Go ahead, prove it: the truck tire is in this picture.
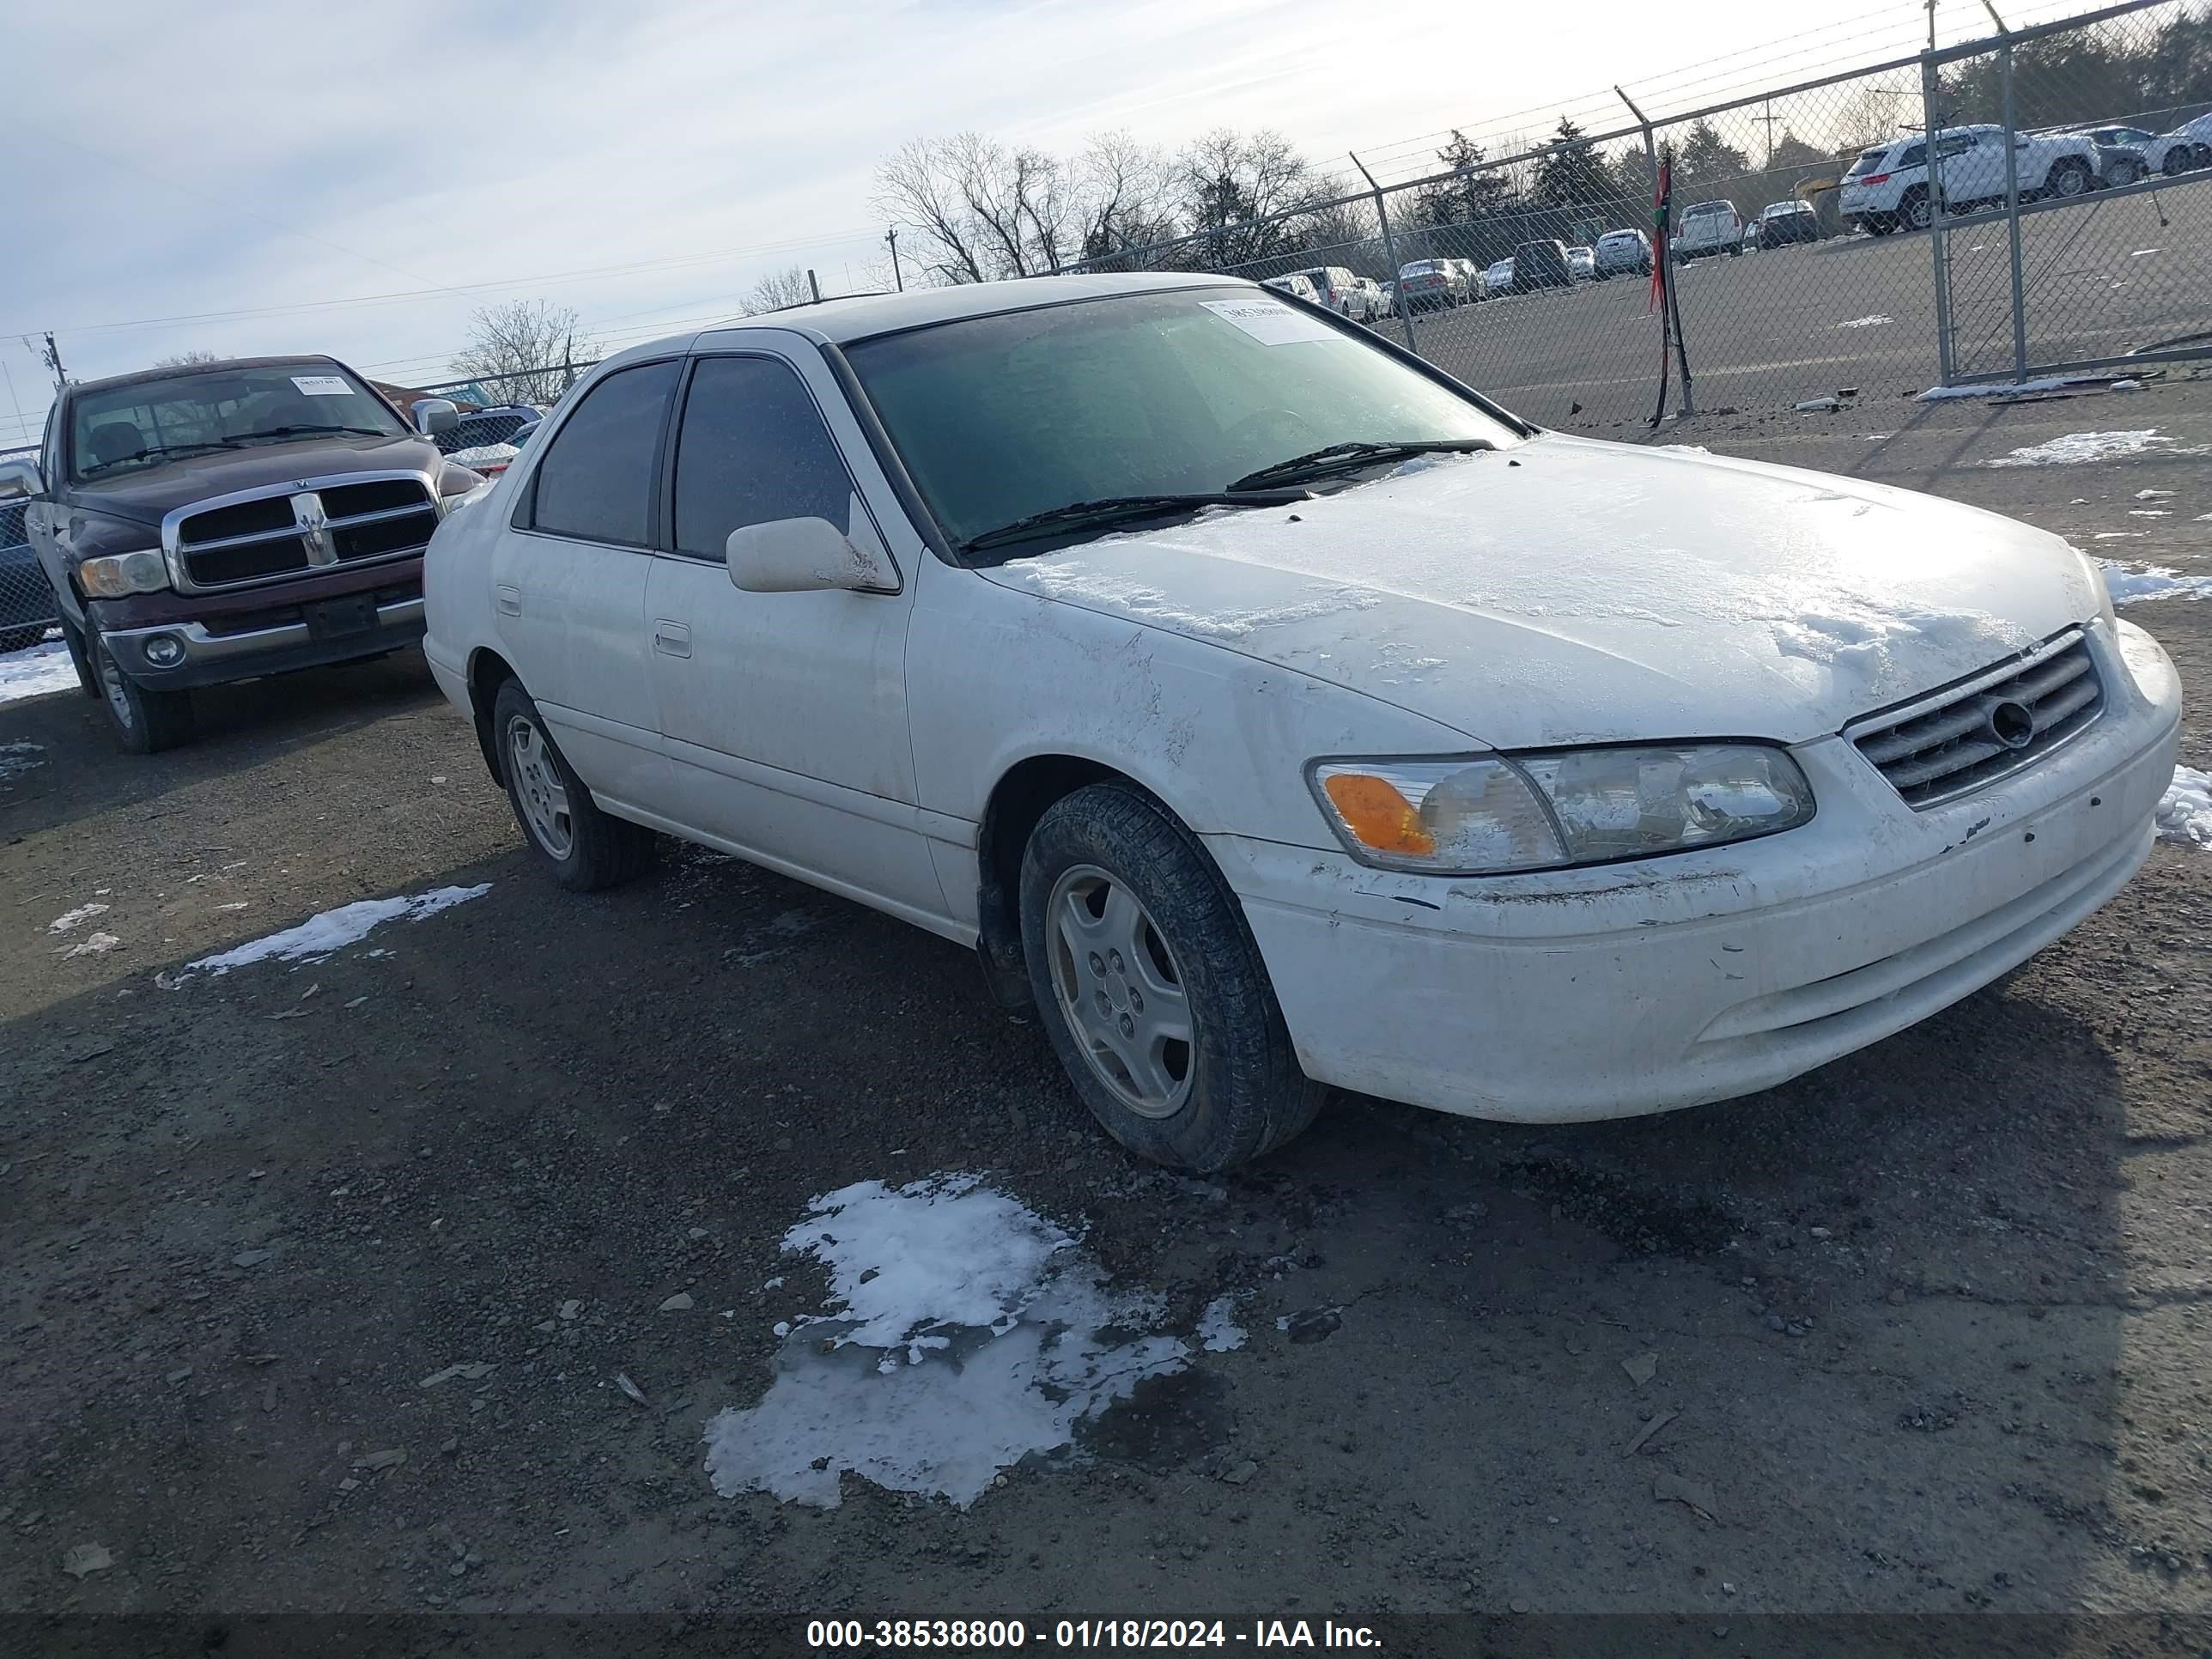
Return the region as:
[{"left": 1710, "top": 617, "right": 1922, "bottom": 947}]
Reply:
[
  {"left": 1018, "top": 780, "right": 1326, "bottom": 1171},
  {"left": 59, "top": 617, "right": 99, "bottom": 698},
  {"left": 1899, "top": 189, "right": 1932, "bottom": 231},
  {"left": 88, "top": 628, "right": 195, "bottom": 755},
  {"left": 491, "top": 678, "right": 657, "bottom": 891}
]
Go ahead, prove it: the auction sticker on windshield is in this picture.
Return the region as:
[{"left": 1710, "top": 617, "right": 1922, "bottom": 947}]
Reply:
[
  {"left": 291, "top": 375, "right": 353, "bottom": 396},
  {"left": 1200, "top": 298, "right": 1334, "bottom": 346}
]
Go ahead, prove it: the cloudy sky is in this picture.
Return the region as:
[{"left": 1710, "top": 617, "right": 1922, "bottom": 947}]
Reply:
[{"left": 3, "top": 0, "right": 2069, "bottom": 446}]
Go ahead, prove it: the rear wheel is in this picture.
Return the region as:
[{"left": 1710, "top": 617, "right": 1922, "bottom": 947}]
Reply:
[
  {"left": 2046, "top": 159, "right": 2093, "bottom": 199},
  {"left": 88, "top": 628, "right": 194, "bottom": 755},
  {"left": 2106, "top": 157, "right": 2143, "bottom": 187},
  {"left": 2163, "top": 148, "right": 2196, "bottom": 177},
  {"left": 491, "top": 678, "right": 657, "bottom": 891},
  {"left": 1019, "top": 781, "right": 1324, "bottom": 1171},
  {"left": 1899, "top": 189, "right": 1932, "bottom": 231}
]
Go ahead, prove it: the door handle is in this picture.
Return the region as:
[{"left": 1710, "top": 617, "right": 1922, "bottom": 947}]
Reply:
[
  {"left": 653, "top": 620, "right": 691, "bottom": 659},
  {"left": 495, "top": 584, "right": 521, "bottom": 617}
]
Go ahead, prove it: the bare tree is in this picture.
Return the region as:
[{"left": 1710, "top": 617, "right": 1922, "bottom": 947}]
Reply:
[
  {"left": 152, "top": 349, "right": 222, "bottom": 368},
  {"left": 1077, "top": 132, "right": 1178, "bottom": 263},
  {"left": 741, "top": 267, "right": 819, "bottom": 314},
  {"left": 874, "top": 133, "right": 1087, "bottom": 283},
  {"left": 1176, "top": 130, "right": 1331, "bottom": 266},
  {"left": 876, "top": 137, "right": 991, "bottom": 285},
  {"left": 448, "top": 301, "right": 597, "bottom": 406}
]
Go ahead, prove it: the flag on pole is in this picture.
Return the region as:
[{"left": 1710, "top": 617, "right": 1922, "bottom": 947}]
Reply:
[{"left": 1649, "top": 156, "right": 1672, "bottom": 313}]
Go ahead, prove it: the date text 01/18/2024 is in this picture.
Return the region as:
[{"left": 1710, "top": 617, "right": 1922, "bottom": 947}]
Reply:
[{"left": 804, "top": 1619, "right": 1383, "bottom": 1648}]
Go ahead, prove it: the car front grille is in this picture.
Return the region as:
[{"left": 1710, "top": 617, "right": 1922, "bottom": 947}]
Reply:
[
  {"left": 172, "top": 476, "right": 438, "bottom": 592},
  {"left": 1852, "top": 632, "right": 2103, "bottom": 808}
]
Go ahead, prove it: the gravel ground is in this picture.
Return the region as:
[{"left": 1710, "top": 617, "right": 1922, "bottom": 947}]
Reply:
[{"left": 2, "top": 382, "right": 2209, "bottom": 1640}]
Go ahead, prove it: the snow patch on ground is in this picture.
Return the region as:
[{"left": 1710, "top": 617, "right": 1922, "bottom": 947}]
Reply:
[
  {"left": 187, "top": 884, "right": 490, "bottom": 975},
  {"left": 2136, "top": 489, "right": 2175, "bottom": 500},
  {"left": 1197, "top": 1295, "right": 1249, "bottom": 1353},
  {"left": 0, "top": 641, "right": 79, "bottom": 704},
  {"left": 2158, "top": 767, "right": 2212, "bottom": 848},
  {"left": 64, "top": 932, "right": 121, "bottom": 957},
  {"left": 1920, "top": 377, "right": 2094, "bottom": 403},
  {"left": 2098, "top": 561, "right": 2212, "bottom": 604},
  {"left": 48, "top": 902, "right": 111, "bottom": 933},
  {"left": 1983, "top": 430, "right": 2176, "bottom": 466},
  {"left": 1836, "top": 314, "right": 1893, "bottom": 329},
  {"left": 703, "top": 1176, "right": 1188, "bottom": 1510},
  {"left": 1, "top": 738, "right": 46, "bottom": 780},
  {"left": 1005, "top": 559, "right": 1382, "bottom": 641}
]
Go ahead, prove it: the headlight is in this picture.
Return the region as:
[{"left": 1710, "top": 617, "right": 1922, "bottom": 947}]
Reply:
[
  {"left": 78, "top": 550, "right": 171, "bottom": 599},
  {"left": 1309, "top": 744, "right": 1815, "bottom": 875}
]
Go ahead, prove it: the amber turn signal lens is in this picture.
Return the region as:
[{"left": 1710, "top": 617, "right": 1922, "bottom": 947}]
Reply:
[{"left": 1321, "top": 772, "right": 1437, "bottom": 856}]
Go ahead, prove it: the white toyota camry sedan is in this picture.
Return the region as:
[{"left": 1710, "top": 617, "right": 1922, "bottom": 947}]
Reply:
[{"left": 422, "top": 273, "right": 2181, "bottom": 1171}]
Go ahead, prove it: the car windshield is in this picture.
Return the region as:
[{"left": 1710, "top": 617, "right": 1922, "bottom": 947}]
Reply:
[
  {"left": 69, "top": 363, "right": 404, "bottom": 481},
  {"left": 844, "top": 289, "right": 1518, "bottom": 554},
  {"left": 1685, "top": 203, "right": 1731, "bottom": 218}
]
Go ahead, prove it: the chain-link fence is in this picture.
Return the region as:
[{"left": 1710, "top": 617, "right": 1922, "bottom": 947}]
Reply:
[
  {"left": 0, "top": 494, "right": 61, "bottom": 652},
  {"left": 1072, "top": 0, "right": 2212, "bottom": 428}
]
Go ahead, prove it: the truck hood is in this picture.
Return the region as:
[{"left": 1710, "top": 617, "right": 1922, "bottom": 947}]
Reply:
[
  {"left": 981, "top": 433, "right": 2102, "bottom": 749},
  {"left": 66, "top": 433, "right": 446, "bottom": 527}
]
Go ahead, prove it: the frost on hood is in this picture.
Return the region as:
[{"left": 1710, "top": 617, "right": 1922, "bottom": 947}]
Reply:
[
  {"left": 702, "top": 1176, "right": 1188, "bottom": 1510},
  {"left": 1004, "top": 558, "right": 1382, "bottom": 641}
]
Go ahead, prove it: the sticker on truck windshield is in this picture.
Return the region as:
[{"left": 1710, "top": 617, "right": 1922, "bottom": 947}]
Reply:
[
  {"left": 1200, "top": 299, "right": 1335, "bottom": 346},
  {"left": 291, "top": 375, "right": 353, "bottom": 397}
]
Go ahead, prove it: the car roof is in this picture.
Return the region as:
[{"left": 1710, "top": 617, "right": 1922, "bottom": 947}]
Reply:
[
  {"left": 672, "top": 272, "right": 1248, "bottom": 357},
  {"left": 64, "top": 353, "right": 349, "bottom": 400}
]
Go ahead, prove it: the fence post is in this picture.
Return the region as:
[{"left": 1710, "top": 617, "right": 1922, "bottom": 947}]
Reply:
[
  {"left": 1618, "top": 88, "right": 1692, "bottom": 419},
  {"left": 1921, "top": 49, "right": 1957, "bottom": 386},
  {"left": 1997, "top": 38, "right": 2030, "bottom": 382},
  {"left": 1350, "top": 152, "right": 1419, "bottom": 355}
]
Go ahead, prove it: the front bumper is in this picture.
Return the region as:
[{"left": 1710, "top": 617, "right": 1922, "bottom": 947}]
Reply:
[
  {"left": 1212, "top": 618, "right": 2181, "bottom": 1124},
  {"left": 97, "top": 592, "right": 425, "bottom": 690}
]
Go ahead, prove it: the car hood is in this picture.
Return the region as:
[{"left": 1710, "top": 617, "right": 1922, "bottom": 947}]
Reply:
[
  {"left": 981, "top": 434, "right": 2102, "bottom": 750},
  {"left": 68, "top": 433, "right": 445, "bottom": 527}
]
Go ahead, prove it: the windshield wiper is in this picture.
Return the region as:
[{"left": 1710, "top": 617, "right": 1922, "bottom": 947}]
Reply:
[
  {"left": 1227, "top": 438, "right": 1492, "bottom": 493},
  {"left": 76, "top": 439, "right": 247, "bottom": 476},
  {"left": 240, "top": 423, "right": 392, "bottom": 441},
  {"left": 961, "top": 490, "right": 1310, "bottom": 555}
]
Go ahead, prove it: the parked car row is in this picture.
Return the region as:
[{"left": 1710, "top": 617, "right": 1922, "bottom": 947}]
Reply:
[
  {"left": 1839, "top": 117, "right": 2210, "bottom": 234},
  {"left": 1261, "top": 265, "right": 1385, "bottom": 323},
  {"left": 0, "top": 273, "right": 2185, "bottom": 1181}
]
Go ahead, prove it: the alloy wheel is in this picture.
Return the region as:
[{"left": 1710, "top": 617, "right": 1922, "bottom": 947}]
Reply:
[{"left": 507, "top": 714, "right": 574, "bottom": 859}]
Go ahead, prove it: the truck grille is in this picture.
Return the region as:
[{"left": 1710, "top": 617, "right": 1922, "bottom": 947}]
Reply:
[
  {"left": 172, "top": 477, "right": 438, "bottom": 592},
  {"left": 1852, "top": 632, "right": 2103, "bottom": 808}
]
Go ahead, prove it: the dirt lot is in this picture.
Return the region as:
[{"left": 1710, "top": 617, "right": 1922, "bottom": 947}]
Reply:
[{"left": 3, "top": 382, "right": 2210, "bottom": 1645}]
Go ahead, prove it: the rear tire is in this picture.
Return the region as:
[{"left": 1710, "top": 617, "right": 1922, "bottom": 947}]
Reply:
[
  {"left": 1019, "top": 781, "right": 1324, "bottom": 1172},
  {"left": 88, "top": 628, "right": 194, "bottom": 754},
  {"left": 2046, "top": 159, "right": 2092, "bottom": 199},
  {"left": 1899, "top": 189, "right": 1932, "bottom": 231},
  {"left": 491, "top": 678, "right": 657, "bottom": 891},
  {"left": 2106, "top": 158, "right": 2143, "bottom": 187},
  {"left": 2163, "top": 149, "right": 2195, "bottom": 177}
]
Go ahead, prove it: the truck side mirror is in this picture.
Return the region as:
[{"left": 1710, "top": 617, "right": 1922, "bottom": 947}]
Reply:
[{"left": 412, "top": 398, "right": 460, "bottom": 436}]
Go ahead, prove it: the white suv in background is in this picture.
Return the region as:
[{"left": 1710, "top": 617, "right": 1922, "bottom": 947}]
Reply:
[
  {"left": 1285, "top": 266, "right": 1376, "bottom": 322},
  {"left": 1671, "top": 201, "right": 1743, "bottom": 259},
  {"left": 1841, "top": 125, "right": 2100, "bottom": 234}
]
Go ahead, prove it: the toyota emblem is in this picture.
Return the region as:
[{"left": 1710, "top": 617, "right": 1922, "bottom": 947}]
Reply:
[{"left": 1986, "top": 698, "right": 2037, "bottom": 750}]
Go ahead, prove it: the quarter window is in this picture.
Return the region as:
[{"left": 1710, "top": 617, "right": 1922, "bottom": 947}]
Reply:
[
  {"left": 528, "top": 360, "right": 679, "bottom": 547},
  {"left": 671, "top": 356, "right": 855, "bottom": 558}
]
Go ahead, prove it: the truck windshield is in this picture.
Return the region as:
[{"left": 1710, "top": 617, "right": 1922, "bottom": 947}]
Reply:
[
  {"left": 843, "top": 289, "right": 1519, "bottom": 555},
  {"left": 69, "top": 364, "right": 404, "bottom": 481}
]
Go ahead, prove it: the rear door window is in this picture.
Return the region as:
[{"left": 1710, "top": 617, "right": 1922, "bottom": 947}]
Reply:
[{"left": 527, "top": 360, "right": 680, "bottom": 547}]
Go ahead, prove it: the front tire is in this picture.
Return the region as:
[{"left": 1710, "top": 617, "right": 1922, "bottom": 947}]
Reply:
[
  {"left": 88, "top": 628, "right": 194, "bottom": 754},
  {"left": 1899, "top": 188, "right": 1932, "bottom": 231},
  {"left": 491, "top": 678, "right": 656, "bottom": 891},
  {"left": 1019, "top": 781, "right": 1324, "bottom": 1172},
  {"left": 2047, "top": 159, "right": 2092, "bottom": 199}
]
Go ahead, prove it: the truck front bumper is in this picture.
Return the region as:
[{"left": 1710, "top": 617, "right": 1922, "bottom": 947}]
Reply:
[{"left": 96, "top": 592, "right": 424, "bottom": 690}]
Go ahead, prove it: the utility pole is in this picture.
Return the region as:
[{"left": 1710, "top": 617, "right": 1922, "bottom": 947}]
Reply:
[
  {"left": 1753, "top": 100, "right": 1780, "bottom": 168},
  {"left": 806, "top": 269, "right": 822, "bottom": 304},
  {"left": 886, "top": 226, "right": 903, "bottom": 291},
  {"left": 39, "top": 331, "right": 65, "bottom": 388}
]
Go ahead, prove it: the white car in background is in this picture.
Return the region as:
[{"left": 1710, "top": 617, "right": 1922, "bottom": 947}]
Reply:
[
  {"left": 1261, "top": 273, "right": 1322, "bottom": 305},
  {"left": 1841, "top": 125, "right": 2100, "bottom": 233},
  {"left": 1593, "top": 228, "right": 1653, "bottom": 277},
  {"left": 1284, "top": 265, "right": 1376, "bottom": 322},
  {"left": 422, "top": 272, "right": 2179, "bottom": 1173},
  {"left": 2063, "top": 117, "right": 2212, "bottom": 179},
  {"left": 1566, "top": 246, "right": 1596, "bottom": 280},
  {"left": 1482, "top": 258, "right": 1516, "bottom": 297}
]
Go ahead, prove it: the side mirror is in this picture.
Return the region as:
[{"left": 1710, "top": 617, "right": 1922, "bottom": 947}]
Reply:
[
  {"left": 726, "top": 513, "right": 896, "bottom": 594},
  {"left": 0, "top": 458, "right": 40, "bottom": 497},
  {"left": 412, "top": 398, "right": 460, "bottom": 436}
]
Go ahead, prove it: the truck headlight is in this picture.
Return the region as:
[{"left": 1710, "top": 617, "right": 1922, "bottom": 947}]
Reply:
[
  {"left": 78, "top": 550, "right": 171, "bottom": 599},
  {"left": 1309, "top": 744, "right": 1815, "bottom": 875}
]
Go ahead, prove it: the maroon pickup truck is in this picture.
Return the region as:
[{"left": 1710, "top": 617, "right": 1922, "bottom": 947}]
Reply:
[{"left": 0, "top": 355, "right": 486, "bottom": 752}]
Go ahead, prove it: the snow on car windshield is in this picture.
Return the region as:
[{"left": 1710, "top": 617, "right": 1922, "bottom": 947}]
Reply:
[{"left": 843, "top": 289, "right": 1517, "bottom": 551}]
